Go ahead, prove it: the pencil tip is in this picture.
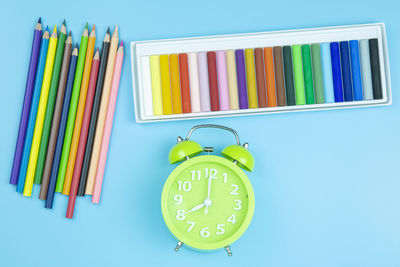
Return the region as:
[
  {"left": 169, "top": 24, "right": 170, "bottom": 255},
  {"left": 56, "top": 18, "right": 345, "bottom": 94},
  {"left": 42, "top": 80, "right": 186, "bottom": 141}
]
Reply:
[
  {"left": 92, "top": 24, "right": 95, "bottom": 31},
  {"left": 85, "top": 22, "right": 88, "bottom": 29},
  {"left": 120, "top": 40, "right": 123, "bottom": 46},
  {"left": 107, "top": 27, "right": 110, "bottom": 34},
  {"left": 45, "top": 25, "right": 49, "bottom": 31},
  {"left": 53, "top": 25, "right": 57, "bottom": 32},
  {"left": 68, "top": 30, "right": 72, "bottom": 36},
  {"left": 114, "top": 25, "right": 118, "bottom": 32},
  {"left": 38, "top": 17, "right": 41, "bottom": 23},
  {"left": 62, "top": 19, "right": 66, "bottom": 26}
]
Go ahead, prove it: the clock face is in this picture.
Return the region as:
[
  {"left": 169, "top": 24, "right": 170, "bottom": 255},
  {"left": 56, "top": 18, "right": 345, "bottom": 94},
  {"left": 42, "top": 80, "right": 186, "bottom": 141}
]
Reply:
[{"left": 161, "top": 155, "right": 255, "bottom": 250}]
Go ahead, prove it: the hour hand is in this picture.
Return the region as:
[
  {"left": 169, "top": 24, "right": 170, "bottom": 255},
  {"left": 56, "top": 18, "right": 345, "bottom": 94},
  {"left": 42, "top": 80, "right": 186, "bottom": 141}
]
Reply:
[{"left": 185, "top": 203, "right": 205, "bottom": 214}]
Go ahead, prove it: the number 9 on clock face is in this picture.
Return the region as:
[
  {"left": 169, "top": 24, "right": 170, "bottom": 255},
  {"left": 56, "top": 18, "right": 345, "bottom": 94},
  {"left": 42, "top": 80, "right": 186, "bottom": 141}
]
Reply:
[{"left": 161, "top": 155, "right": 255, "bottom": 251}]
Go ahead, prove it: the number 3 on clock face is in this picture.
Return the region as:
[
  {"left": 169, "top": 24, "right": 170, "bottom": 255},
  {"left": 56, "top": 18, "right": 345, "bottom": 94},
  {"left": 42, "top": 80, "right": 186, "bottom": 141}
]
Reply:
[{"left": 161, "top": 155, "right": 255, "bottom": 251}]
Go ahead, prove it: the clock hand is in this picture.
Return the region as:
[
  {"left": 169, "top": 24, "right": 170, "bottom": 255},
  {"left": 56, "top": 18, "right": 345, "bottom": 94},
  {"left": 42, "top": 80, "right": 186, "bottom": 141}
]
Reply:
[
  {"left": 205, "top": 175, "right": 213, "bottom": 215},
  {"left": 185, "top": 203, "right": 205, "bottom": 214}
]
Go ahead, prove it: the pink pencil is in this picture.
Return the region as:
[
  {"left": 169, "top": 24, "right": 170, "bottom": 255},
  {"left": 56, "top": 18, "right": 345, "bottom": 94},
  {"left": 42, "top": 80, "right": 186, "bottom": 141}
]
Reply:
[{"left": 92, "top": 41, "right": 124, "bottom": 204}]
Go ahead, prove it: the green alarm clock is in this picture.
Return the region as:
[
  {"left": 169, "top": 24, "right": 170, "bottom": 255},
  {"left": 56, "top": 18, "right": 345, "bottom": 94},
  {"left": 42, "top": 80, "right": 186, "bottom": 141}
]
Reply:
[{"left": 161, "top": 125, "right": 255, "bottom": 256}]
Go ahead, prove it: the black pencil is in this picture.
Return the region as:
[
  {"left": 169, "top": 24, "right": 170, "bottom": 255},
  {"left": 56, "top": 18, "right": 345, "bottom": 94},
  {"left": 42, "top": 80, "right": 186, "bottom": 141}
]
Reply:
[{"left": 77, "top": 27, "right": 110, "bottom": 196}]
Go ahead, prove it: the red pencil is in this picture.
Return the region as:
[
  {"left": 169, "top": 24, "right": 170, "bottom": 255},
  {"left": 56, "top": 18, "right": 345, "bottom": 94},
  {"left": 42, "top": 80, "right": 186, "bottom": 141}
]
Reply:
[
  {"left": 66, "top": 48, "right": 100, "bottom": 218},
  {"left": 178, "top": 53, "right": 191, "bottom": 113}
]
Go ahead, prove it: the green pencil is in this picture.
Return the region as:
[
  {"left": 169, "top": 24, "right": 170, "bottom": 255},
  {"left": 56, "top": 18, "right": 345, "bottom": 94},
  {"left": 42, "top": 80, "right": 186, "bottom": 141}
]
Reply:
[
  {"left": 292, "top": 45, "right": 306, "bottom": 105},
  {"left": 34, "top": 21, "right": 67, "bottom": 184},
  {"left": 55, "top": 23, "right": 89, "bottom": 192}
]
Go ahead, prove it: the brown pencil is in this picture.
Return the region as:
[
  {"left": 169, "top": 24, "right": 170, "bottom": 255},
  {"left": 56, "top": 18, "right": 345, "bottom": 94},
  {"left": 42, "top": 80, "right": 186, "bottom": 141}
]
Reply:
[{"left": 39, "top": 32, "right": 72, "bottom": 199}]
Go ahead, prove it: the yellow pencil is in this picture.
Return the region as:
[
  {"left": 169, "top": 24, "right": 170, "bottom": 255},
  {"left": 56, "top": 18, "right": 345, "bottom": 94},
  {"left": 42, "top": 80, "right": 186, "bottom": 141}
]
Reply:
[
  {"left": 150, "top": 55, "right": 163, "bottom": 115},
  {"left": 85, "top": 25, "right": 119, "bottom": 195},
  {"left": 23, "top": 26, "right": 58, "bottom": 196},
  {"left": 244, "top": 48, "right": 258, "bottom": 108},
  {"left": 62, "top": 25, "right": 96, "bottom": 195}
]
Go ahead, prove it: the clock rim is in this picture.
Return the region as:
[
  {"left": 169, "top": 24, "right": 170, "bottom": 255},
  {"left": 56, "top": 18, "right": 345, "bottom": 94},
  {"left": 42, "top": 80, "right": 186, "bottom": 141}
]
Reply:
[{"left": 161, "top": 155, "right": 255, "bottom": 250}]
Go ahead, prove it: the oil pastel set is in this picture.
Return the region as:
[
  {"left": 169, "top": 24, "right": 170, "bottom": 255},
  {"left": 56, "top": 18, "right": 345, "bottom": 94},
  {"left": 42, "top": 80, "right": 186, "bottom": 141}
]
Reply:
[
  {"left": 131, "top": 23, "right": 391, "bottom": 122},
  {"left": 9, "top": 18, "right": 124, "bottom": 219}
]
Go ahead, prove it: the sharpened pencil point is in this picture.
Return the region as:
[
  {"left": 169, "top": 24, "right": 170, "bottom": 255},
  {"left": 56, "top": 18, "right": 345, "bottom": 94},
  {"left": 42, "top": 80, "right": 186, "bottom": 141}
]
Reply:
[
  {"left": 45, "top": 26, "right": 49, "bottom": 31},
  {"left": 106, "top": 27, "right": 110, "bottom": 34},
  {"left": 68, "top": 30, "right": 72, "bottom": 37},
  {"left": 120, "top": 40, "right": 123, "bottom": 46},
  {"left": 115, "top": 24, "right": 118, "bottom": 32},
  {"left": 62, "top": 19, "right": 66, "bottom": 26},
  {"left": 92, "top": 25, "right": 95, "bottom": 31},
  {"left": 85, "top": 22, "right": 88, "bottom": 29},
  {"left": 38, "top": 17, "right": 41, "bottom": 23},
  {"left": 52, "top": 25, "right": 57, "bottom": 32}
]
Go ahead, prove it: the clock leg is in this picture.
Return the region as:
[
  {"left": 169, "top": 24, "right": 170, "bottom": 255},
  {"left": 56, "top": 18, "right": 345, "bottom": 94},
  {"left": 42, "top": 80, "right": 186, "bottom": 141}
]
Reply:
[
  {"left": 225, "top": 245, "right": 233, "bottom": 256},
  {"left": 174, "top": 241, "right": 183, "bottom": 252}
]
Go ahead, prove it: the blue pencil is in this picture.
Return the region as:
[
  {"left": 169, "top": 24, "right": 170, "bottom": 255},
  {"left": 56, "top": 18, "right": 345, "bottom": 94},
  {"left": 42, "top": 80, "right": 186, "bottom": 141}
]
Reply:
[
  {"left": 43, "top": 45, "right": 78, "bottom": 207},
  {"left": 349, "top": 40, "right": 363, "bottom": 101},
  {"left": 16, "top": 28, "right": 49, "bottom": 193},
  {"left": 340, "top": 41, "right": 353, "bottom": 101},
  {"left": 330, "top": 42, "right": 344, "bottom": 102}
]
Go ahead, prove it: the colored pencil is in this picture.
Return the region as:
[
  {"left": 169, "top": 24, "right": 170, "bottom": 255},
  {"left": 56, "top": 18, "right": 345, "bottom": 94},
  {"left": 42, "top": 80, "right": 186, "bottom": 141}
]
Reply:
[
  {"left": 225, "top": 50, "right": 239, "bottom": 110},
  {"left": 150, "top": 55, "right": 162, "bottom": 115},
  {"left": 178, "top": 53, "right": 191, "bottom": 113},
  {"left": 46, "top": 25, "right": 88, "bottom": 208},
  {"left": 330, "top": 42, "right": 344, "bottom": 102},
  {"left": 349, "top": 40, "right": 363, "bottom": 101},
  {"left": 85, "top": 25, "right": 119, "bottom": 195},
  {"left": 32, "top": 21, "right": 67, "bottom": 188},
  {"left": 52, "top": 24, "right": 88, "bottom": 198},
  {"left": 264, "top": 47, "right": 277, "bottom": 107},
  {"left": 18, "top": 28, "right": 49, "bottom": 190},
  {"left": 197, "top": 52, "right": 211, "bottom": 112},
  {"left": 292, "top": 45, "right": 306, "bottom": 105},
  {"left": 67, "top": 49, "right": 100, "bottom": 217},
  {"left": 92, "top": 42, "right": 124, "bottom": 204},
  {"left": 10, "top": 18, "right": 42, "bottom": 185},
  {"left": 340, "top": 41, "right": 353, "bottom": 101},
  {"left": 169, "top": 54, "right": 182, "bottom": 114},
  {"left": 254, "top": 48, "right": 267, "bottom": 108},
  {"left": 19, "top": 25, "right": 57, "bottom": 194},
  {"left": 187, "top": 52, "right": 201, "bottom": 112},
  {"left": 273, "top": 46, "right": 286, "bottom": 106},
  {"left": 282, "top": 46, "right": 295, "bottom": 106},
  {"left": 311, "top": 44, "right": 325, "bottom": 104},
  {"left": 40, "top": 46, "right": 78, "bottom": 200},
  {"left": 207, "top": 51, "right": 219, "bottom": 111},
  {"left": 369, "top": 38, "right": 383, "bottom": 99},
  {"left": 244, "top": 49, "right": 258, "bottom": 108},
  {"left": 235, "top": 49, "right": 248, "bottom": 109},
  {"left": 78, "top": 29, "right": 110, "bottom": 196},
  {"left": 38, "top": 32, "right": 72, "bottom": 196},
  {"left": 160, "top": 54, "right": 173, "bottom": 115},
  {"left": 302, "top": 44, "right": 315, "bottom": 104},
  {"left": 62, "top": 25, "right": 96, "bottom": 195}
]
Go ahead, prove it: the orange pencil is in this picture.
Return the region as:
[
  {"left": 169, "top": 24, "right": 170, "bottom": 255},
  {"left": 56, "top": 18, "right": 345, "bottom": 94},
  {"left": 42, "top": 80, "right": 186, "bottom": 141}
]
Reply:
[
  {"left": 62, "top": 25, "right": 96, "bottom": 195},
  {"left": 264, "top": 47, "right": 277, "bottom": 107}
]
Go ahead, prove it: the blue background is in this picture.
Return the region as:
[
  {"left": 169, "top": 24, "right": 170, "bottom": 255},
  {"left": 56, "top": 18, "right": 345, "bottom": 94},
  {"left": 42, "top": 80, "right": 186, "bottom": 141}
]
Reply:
[{"left": 1, "top": 0, "right": 399, "bottom": 266}]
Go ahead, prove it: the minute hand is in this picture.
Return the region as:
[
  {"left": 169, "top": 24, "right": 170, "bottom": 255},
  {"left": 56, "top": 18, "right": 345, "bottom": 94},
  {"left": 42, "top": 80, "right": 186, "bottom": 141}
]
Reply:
[{"left": 205, "top": 175, "right": 213, "bottom": 215}]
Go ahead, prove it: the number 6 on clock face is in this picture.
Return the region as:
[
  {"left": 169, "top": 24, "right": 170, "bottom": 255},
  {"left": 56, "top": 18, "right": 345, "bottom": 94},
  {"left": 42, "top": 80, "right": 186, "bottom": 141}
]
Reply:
[{"left": 161, "top": 155, "right": 255, "bottom": 251}]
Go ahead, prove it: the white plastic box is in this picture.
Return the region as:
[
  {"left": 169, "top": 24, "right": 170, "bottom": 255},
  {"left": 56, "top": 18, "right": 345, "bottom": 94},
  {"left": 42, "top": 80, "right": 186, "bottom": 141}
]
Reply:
[{"left": 130, "top": 23, "right": 391, "bottom": 123}]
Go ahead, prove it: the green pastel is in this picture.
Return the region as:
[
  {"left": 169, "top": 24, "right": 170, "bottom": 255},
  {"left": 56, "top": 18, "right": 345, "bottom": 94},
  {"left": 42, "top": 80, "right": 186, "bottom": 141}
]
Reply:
[
  {"left": 301, "top": 44, "right": 315, "bottom": 104},
  {"left": 292, "top": 45, "right": 306, "bottom": 105},
  {"left": 311, "top": 44, "right": 325, "bottom": 104}
]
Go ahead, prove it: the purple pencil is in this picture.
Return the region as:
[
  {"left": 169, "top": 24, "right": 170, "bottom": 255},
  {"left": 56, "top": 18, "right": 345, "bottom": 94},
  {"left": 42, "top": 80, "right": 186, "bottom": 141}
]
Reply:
[
  {"left": 235, "top": 49, "right": 248, "bottom": 109},
  {"left": 9, "top": 18, "right": 42, "bottom": 185}
]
